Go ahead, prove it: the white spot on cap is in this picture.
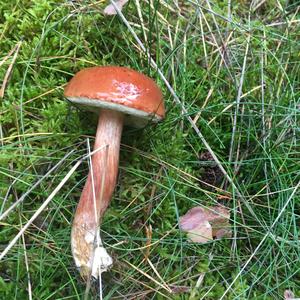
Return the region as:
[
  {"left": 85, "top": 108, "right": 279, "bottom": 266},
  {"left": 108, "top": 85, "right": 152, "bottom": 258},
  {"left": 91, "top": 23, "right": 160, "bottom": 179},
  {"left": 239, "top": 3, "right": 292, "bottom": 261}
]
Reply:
[{"left": 113, "top": 80, "right": 141, "bottom": 100}]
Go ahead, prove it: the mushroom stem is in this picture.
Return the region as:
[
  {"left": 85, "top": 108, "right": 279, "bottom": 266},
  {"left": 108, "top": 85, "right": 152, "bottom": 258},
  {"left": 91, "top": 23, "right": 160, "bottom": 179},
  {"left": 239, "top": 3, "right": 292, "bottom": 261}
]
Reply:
[{"left": 71, "top": 109, "right": 123, "bottom": 279}]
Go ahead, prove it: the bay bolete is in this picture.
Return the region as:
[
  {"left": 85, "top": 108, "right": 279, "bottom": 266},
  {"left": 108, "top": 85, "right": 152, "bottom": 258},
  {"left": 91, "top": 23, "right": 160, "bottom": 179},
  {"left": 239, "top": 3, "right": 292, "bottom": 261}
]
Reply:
[{"left": 64, "top": 66, "right": 164, "bottom": 279}]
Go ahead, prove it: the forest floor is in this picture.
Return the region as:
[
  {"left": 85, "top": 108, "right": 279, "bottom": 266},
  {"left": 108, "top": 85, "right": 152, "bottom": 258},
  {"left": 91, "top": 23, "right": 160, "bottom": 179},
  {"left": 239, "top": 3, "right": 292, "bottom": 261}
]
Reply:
[{"left": 0, "top": 0, "right": 299, "bottom": 299}]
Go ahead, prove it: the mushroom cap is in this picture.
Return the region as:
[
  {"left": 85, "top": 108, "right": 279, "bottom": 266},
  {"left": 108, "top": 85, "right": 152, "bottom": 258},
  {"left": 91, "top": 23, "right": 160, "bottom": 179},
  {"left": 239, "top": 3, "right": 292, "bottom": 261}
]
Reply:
[{"left": 64, "top": 66, "right": 165, "bottom": 127}]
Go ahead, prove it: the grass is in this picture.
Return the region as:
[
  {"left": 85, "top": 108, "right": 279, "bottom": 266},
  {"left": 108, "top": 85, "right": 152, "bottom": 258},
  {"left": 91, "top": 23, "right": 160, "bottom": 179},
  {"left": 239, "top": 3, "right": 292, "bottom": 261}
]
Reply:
[{"left": 0, "top": 0, "right": 299, "bottom": 299}]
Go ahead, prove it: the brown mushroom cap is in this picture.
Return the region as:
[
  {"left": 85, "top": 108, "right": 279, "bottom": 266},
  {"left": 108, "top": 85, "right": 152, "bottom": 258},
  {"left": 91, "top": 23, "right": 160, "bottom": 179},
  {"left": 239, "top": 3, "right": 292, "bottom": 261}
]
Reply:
[{"left": 64, "top": 66, "right": 165, "bottom": 127}]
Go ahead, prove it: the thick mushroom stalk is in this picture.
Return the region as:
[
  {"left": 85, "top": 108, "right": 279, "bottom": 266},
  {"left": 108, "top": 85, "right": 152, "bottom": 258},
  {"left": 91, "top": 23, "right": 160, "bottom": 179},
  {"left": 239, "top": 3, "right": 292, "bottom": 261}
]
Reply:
[
  {"left": 64, "top": 66, "right": 165, "bottom": 280},
  {"left": 71, "top": 109, "right": 123, "bottom": 279}
]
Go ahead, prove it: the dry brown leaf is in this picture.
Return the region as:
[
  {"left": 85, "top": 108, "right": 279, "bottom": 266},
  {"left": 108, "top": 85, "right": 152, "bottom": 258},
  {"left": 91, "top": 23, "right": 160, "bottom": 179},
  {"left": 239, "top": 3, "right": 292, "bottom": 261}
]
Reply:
[
  {"left": 179, "top": 205, "right": 231, "bottom": 243},
  {"left": 284, "top": 290, "right": 299, "bottom": 300},
  {"left": 103, "top": 0, "right": 129, "bottom": 15},
  {"left": 186, "top": 220, "right": 212, "bottom": 243}
]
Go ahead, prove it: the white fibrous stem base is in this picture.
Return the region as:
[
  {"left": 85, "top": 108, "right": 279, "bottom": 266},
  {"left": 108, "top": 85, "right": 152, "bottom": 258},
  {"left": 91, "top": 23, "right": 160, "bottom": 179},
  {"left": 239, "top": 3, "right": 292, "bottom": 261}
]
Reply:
[
  {"left": 73, "top": 232, "right": 113, "bottom": 279},
  {"left": 91, "top": 245, "right": 113, "bottom": 278}
]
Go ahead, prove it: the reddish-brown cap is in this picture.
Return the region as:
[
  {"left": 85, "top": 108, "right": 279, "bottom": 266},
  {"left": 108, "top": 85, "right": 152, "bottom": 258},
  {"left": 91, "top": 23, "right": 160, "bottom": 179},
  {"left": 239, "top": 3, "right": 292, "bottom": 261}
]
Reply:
[{"left": 64, "top": 66, "right": 165, "bottom": 126}]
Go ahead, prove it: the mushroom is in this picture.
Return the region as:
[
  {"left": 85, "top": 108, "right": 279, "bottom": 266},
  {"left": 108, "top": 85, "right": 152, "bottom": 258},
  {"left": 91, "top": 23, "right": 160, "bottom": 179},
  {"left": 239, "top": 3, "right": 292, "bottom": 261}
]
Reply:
[{"left": 64, "top": 66, "right": 165, "bottom": 279}]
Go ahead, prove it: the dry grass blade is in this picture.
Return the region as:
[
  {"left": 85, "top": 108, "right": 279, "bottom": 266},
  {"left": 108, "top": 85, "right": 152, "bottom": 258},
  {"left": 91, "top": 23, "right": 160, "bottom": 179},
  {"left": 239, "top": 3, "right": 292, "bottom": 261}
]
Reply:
[
  {"left": 207, "top": 85, "right": 263, "bottom": 125},
  {"left": 0, "top": 44, "right": 18, "bottom": 68},
  {"left": 0, "top": 145, "right": 107, "bottom": 261},
  {"left": 111, "top": 0, "right": 234, "bottom": 183},
  {"left": 0, "top": 41, "right": 22, "bottom": 98},
  {"left": 143, "top": 225, "right": 152, "bottom": 261},
  {"left": 109, "top": 0, "right": 245, "bottom": 202},
  {"left": 19, "top": 213, "right": 33, "bottom": 300},
  {"left": 228, "top": 33, "right": 250, "bottom": 164},
  {"left": 0, "top": 160, "right": 81, "bottom": 260},
  {"left": 145, "top": 257, "right": 172, "bottom": 293},
  {"left": 220, "top": 180, "right": 300, "bottom": 299},
  {"left": 2, "top": 0, "right": 299, "bottom": 298},
  {"left": 126, "top": 260, "right": 172, "bottom": 294},
  {"left": 266, "top": 19, "right": 300, "bottom": 27},
  {"left": 84, "top": 139, "right": 109, "bottom": 300},
  {"left": 134, "top": 0, "right": 147, "bottom": 42},
  {"left": 0, "top": 150, "right": 75, "bottom": 221}
]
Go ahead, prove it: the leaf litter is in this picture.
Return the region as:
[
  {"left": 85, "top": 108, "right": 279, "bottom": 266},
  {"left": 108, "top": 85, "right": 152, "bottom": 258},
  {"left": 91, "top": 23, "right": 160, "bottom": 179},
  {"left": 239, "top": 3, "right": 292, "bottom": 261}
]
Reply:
[
  {"left": 179, "top": 205, "right": 231, "bottom": 243},
  {"left": 103, "top": 0, "right": 129, "bottom": 15}
]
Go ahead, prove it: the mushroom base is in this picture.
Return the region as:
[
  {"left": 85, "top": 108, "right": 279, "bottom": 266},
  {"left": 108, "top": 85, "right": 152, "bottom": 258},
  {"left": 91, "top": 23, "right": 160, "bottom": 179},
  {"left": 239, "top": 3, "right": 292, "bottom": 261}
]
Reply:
[{"left": 72, "top": 226, "right": 113, "bottom": 279}]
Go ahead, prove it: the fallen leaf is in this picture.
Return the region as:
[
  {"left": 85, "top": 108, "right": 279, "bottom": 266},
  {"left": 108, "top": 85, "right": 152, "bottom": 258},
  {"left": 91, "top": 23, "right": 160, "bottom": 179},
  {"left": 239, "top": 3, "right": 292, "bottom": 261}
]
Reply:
[
  {"left": 103, "top": 0, "right": 129, "bottom": 15},
  {"left": 284, "top": 290, "right": 298, "bottom": 300},
  {"left": 179, "top": 205, "right": 231, "bottom": 243},
  {"left": 186, "top": 220, "right": 212, "bottom": 243}
]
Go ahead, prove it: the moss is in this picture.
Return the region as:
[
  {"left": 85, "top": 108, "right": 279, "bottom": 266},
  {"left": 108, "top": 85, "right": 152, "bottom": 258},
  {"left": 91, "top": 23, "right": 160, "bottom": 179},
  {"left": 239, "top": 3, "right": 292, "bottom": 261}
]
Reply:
[{"left": 0, "top": 0, "right": 299, "bottom": 298}]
